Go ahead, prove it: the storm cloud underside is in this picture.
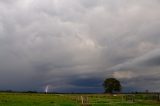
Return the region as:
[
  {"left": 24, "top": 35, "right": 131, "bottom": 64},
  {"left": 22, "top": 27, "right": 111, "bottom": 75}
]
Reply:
[{"left": 0, "top": 0, "right": 160, "bottom": 92}]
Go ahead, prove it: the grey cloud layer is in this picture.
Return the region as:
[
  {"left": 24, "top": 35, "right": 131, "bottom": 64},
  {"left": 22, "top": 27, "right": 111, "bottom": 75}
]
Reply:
[{"left": 0, "top": 0, "right": 160, "bottom": 92}]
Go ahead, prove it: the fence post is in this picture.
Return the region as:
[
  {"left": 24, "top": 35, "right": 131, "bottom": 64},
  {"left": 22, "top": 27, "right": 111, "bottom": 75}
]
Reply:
[
  {"left": 81, "top": 96, "right": 84, "bottom": 104},
  {"left": 80, "top": 96, "right": 91, "bottom": 106}
]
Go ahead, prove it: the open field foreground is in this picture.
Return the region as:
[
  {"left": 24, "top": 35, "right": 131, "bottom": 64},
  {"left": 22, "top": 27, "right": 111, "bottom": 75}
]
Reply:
[{"left": 0, "top": 93, "right": 160, "bottom": 106}]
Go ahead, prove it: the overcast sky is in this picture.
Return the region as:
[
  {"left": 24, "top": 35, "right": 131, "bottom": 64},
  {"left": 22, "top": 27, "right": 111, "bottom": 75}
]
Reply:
[{"left": 0, "top": 0, "right": 160, "bottom": 93}]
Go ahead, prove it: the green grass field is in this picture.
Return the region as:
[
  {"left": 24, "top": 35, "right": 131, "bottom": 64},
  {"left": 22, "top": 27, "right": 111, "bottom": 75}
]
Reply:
[{"left": 0, "top": 93, "right": 159, "bottom": 106}]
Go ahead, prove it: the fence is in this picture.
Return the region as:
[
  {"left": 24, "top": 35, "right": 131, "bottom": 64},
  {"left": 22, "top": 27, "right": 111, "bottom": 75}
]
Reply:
[{"left": 70, "top": 93, "right": 160, "bottom": 106}]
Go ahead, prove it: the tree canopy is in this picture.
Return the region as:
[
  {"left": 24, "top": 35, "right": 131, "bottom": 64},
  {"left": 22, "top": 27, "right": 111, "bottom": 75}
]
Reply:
[{"left": 103, "top": 78, "right": 121, "bottom": 93}]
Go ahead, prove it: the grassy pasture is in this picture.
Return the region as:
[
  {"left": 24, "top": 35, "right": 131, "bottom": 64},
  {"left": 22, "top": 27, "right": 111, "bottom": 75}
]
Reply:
[
  {"left": 0, "top": 93, "right": 76, "bottom": 106},
  {"left": 0, "top": 93, "right": 159, "bottom": 106}
]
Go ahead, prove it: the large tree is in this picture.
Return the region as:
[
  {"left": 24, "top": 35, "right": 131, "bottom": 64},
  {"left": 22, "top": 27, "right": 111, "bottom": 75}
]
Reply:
[{"left": 103, "top": 78, "right": 121, "bottom": 93}]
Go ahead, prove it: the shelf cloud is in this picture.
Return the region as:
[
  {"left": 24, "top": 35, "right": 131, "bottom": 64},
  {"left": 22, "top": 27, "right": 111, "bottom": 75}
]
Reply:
[{"left": 0, "top": 0, "right": 160, "bottom": 92}]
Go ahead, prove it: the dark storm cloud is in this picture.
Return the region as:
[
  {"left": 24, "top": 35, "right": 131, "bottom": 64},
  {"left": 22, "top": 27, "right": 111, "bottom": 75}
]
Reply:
[
  {"left": 139, "top": 54, "right": 160, "bottom": 67},
  {"left": 69, "top": 77, "right": 102, "bottom": 87},
  {"left": 121, "top": 75, "right": 160, "bottom": 92},
  {"left": 0, "top": 0, "right": 160, "bottom": 92}
]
